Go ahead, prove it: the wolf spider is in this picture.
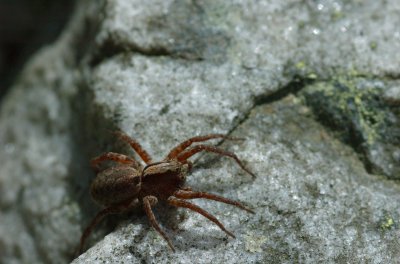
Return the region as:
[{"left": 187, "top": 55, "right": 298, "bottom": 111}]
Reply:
[{"left": 78, "top": 130, "right": 255, "bottom": 254}]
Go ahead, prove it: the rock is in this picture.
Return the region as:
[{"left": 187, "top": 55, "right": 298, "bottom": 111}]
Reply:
[{"left": 0, "top": 0, "right": 399, "bottom": 263}]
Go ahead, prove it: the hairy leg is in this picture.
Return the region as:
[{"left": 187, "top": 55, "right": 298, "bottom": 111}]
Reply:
[
  {"left": 166, "top": 134, "right": 242, "bottom": 159},
  {"left": 113, "top": 131, "right": 153, "bottom": 164},
  {"left": 167, "top": 196, "right": 235, "bottom": 238},
  {"left": 77, "top": 202, "right": 130, "bottom": 255},
  {"left": 174, "top": 189, "right": 254, "bottom": 213},
  {"left": 143, "top": 196, "right": 175, "bottom": 252},
  {"left": 90, "top": 152, "right": 141, "bottom": 172},
  {"left": 176, "top": 144, "right": 256, "bottom": 178}
]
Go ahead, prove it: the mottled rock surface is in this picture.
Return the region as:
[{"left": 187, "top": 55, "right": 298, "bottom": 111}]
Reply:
[{"left": 0, "top": 0, "right": 399, "bottom": 263}]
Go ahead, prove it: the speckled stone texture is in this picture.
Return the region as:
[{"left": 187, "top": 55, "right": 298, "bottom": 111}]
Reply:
[{"left": 0, "top": 0, "right": 399, "bottom": 263}]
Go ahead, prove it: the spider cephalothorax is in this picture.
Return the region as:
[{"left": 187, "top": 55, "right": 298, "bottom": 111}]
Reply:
[{"left": 78, "top": 131, "right": 255, "bottom": 253}]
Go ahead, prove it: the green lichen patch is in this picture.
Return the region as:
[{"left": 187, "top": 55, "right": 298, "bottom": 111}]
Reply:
[
  {"left": 379, "top": 215, "right": 395, "bottom": 231},
  {"left": 300, "top": 76, "right": 400, "bottom": 178},
  {"left": 377, "top": 211, "right": 398, "bottom": 232},
  {"left": 302, "top": 78, "right": 385, "bottom": 146}
]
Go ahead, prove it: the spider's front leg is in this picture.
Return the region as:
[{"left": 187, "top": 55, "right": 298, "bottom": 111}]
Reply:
[
  {"left": 176, "top": 144, "right": 256, "bottom": 178},
  {"left": 113, "top": 131, "right": 153, "bottom": 164},
  {"left": 143, "top": 196, "right": 175, "bottom": 252},
  {"left": 166, "top": 134, "right": 242, "bottom": 159},
  {"left": 90, "top": 152, "right": 141, "bottom": 172},
  {"left": 77, "top": 201, "right": 131, "bottom": 256}
]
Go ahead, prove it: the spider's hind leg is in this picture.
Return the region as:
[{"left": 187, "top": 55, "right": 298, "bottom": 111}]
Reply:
[
  {"left": 143, "top": 196, "right": 175, "bottom": 252},
  {"left": 113, "top": 131, "right": 153, "bottom": 164},
  {"left": 90, "top": 152, "right": 141, "bottom": 172}
]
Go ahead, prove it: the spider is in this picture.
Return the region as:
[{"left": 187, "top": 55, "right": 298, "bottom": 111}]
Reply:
[{"left": 78, "top": 130, "right": 255, "bottom": 254}]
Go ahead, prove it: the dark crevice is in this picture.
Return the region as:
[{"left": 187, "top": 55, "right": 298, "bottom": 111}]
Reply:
[
  {"left": 89, "top": 38, "right": 172, "bottom": 68},
  {"left": 68, "top": 1, "right": 173, "bottom": 69},
  {"left": 253, "top": 76, "right": 312, "bottom": 106},
  {"left": 227, "top": 75, "right": 314, "bottom": 139},
  {"left": 86, "top": 1, "right": 226, "bottom": 68},
  {"left": 81, "top": 1, "right": 228, "bottom": 68},
  {"left": 88, "top": 37, "right": 210, "bottom": 68}
]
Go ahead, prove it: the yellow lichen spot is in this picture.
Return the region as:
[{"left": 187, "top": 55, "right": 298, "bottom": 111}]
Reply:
[
  {"left": 295, "top": 61, "right": 306, "bottom": 70},
  {"left": 354, "top": 96, "right": 362, "bottom": 106},
  {"left": 244, "top": 232, "right": 268, "bottom": 253},
  {"left": 348, "top": 68, "right": 360, "bottom": 78},
  {"left": 332, "top": 11, "right": 344, "bottom": 20},
  {"left": 307, "top": 72, "right": 318, "bottom": 79},
  {"left": 381, "top": 216, "right": 394, "bottom": 229},
  {"left": 369, "top": 41, "right": 378, "bottom": 50}
]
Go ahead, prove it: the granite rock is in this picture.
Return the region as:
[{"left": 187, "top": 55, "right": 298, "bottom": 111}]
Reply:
[{"left": 0, "top": 0, "right": 399, "bottom": 263}]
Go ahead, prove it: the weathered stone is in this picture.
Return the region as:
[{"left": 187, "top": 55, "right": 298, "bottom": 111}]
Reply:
[{"left": 0, "top": 0, "right": 399, "bottom": 263}]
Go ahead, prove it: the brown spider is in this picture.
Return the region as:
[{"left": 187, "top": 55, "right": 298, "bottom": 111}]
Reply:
[{"left": 78, "top": 131, "right": 255, "bottom": 254}]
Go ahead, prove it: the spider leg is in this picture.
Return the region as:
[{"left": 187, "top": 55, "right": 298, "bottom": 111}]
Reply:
[
  {"left": 113, "top": 131, "right": 153, "bottom": 164},
  {"left": 167, "top": 196, "right": 235, "bottom": 238},
  {"left": 176, "top": 144, "right": 256, "bottom": 178},
  {"left": 143, "top": 196, "right": 175, "bottom": 252},
  {"left": 166, "top": 134, "right": 243, "bottom": 159},
  {"left": 77, "top": 202, "right": 129, "bottom": 255},
  {"left": 174, "top": 189, "right": 254, "bottom": 213},
  {"left": 182, "top": 160, "right": 193, "bottom": 171},
  {"left": 90, "top": 152, "right": 141, "bottom": 172}
]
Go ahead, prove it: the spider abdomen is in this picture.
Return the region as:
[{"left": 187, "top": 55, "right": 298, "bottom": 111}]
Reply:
[{"left": 90, "top": 166, "right": 141, "bottom": 206}]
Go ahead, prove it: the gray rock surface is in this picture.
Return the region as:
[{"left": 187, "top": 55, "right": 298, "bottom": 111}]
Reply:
[{"left": 0, "top": 0, "right": 399, "bottom": 263}]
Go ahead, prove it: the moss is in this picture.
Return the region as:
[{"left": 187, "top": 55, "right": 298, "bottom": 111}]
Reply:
[
  {"left": 299, "top": 74, "right": 400, "bottom": 178},
  {"left": 369, "top": 41, "right": 378, "bottom": 51},
  {"left": 331, "top": 11, "right": 344, "bottom": 21},
  {"left": 379, "top": 214, "right": 395, "bottom": 230},
  {"left": 295, "top": 61, "right": 307, "bottom": 71},
  {"left": 302, "top": 76, "right": 387, "bottom": 147},
  {"left": 381, "top": 217, "right": 394, "bottom": 229},
  {"left": 293, "top": 61, "right": 318, "bottom": 80}
]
